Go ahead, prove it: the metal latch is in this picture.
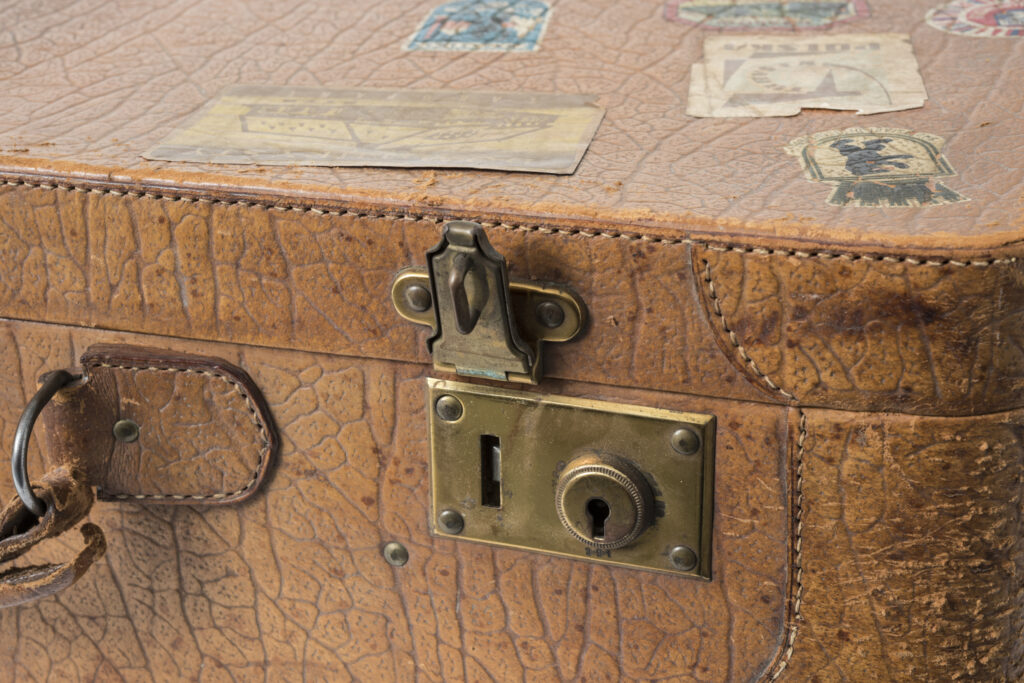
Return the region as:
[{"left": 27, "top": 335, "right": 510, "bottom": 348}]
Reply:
[{"left": 391, "top": 221, "right": 586, "bottom": 384}]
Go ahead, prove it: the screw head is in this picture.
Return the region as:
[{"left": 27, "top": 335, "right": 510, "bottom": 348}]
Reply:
[
  {"left": 405, "top": 285, "right": 433, "bottom": 313},
  {"left": 671, "top": 427, "right": 700, "bottom": 455},
  {"left": 113, "top": 419, "right": 140, "bottom": 443},
  {"left": 535, "top": 301, "right": 566, "bottom": 329},
  {"left": 669, "top": 545, "right": 698, "bottom": 571},
  {"left": 435, "top": 395, "right": 464, "bottom": 422},
  {"left": 382, "top": 541, "right": 409, "bottom": 567},
  {"left": 437, "top": 509, "right": 465, "bottom": 535}
]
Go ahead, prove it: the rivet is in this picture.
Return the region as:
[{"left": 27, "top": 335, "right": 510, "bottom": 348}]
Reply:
[
  {"left": 382, "top": 541, "right": 409, "bottom": 567},
  {"left": 113, "top": 419, "right": 140, "bottom": 443},
  {"left": 437, "top": 509, "right": 465, "bottom": 535},
  {"left": 671, "top": 427, "right": 700, "bottom": 455},
  {"left": 435, "top": 395, "right": 464, "bottom": 422},
  {"left": 535, "top": 301, "right": 566, "bottom": 329},
  {"left": 669, "top": 545, "right": 698, "bottom": 571},
  {"left": 405, "top": 285, "right": 432, "bottom": 313}
]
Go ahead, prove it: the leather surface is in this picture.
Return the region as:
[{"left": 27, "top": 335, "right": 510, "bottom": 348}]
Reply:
[
  {"left": 0, "top": 182, "right": 769, "bottom": 405},
  {"left": 0, "top": 0, "right": 1023, "bottom": 250},
  {"left": 40, "top": 345, "right": 278, "bottom": 504},
  {"left": 2, "top": 183, "right": 1023, "bottom": 416},
  {"left": 0, "top": 319, "right": 791, "bottom": 682},
  {"left": 696, "top": 244, "right": 1024, "bottom": 415},
  {"left": 779, "top": 408, "right": 1024, "bottom": 681}
]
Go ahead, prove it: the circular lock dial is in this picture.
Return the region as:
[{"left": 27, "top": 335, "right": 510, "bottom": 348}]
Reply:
[{"left": 554, "top": 453, "right": 655, "bottom": 550}]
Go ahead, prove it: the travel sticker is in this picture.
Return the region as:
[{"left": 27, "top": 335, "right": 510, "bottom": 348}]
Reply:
[
  {"left": 926, "top": 0, "right": 1024, "bottom": 37},
  {"left": 144, "top": 85, "right": 605, "bottom": 174},
  {"left": 785, "top": 128, "right": 969, "bottom": 207},
  {"left": 665, "top": 0, "right": 869, "bottom": 30},
  {"left": 407, "top": 0, "right": 551, "bottom": 51},
  {"left": 687, "top": 34, "right": 927, "bottom": 117}
]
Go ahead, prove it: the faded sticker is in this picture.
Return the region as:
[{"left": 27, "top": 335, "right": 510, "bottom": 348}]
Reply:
[
  {"left": 687, "top": 34, "right": 927, "bottom": 117},
  {"left": 927, "top": 0, "right": 1024, "bottom": 37},
  {"left": 665, "top": 0, "right": 869, "bottom": 30},
  {"left": 785, "top": 128, "right": 969, "bottom": 207},
  {"left": 144, "top": 86, "right": 604, "bottom": 174},
  {"left": 407, "top": 0, "right": 551, "bottom": 51}
]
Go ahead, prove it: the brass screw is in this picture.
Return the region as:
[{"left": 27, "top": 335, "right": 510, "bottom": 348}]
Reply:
[
  {"left": 382, "top": 541, "right": 409, "bottom": 567},
  {"left": 113, "top": 419, "right": 140, "bottom": 443},
  {"left": 437, "top": 509, "right": 465, "bottom": 535},
  {"left": 671, "top": 427, "right": 700, "bottom": 455},
  {"left": 435, "top": 395, "right": 464, "bottom": 422},
  {"left": 405, "top": 285, "right": 432, "bottom": 313},
  {"left": 535, "top": 301, "right": 565, "bottom": 329},
  {"left": 669, "top": 545, "right": 698, "bottom": 571}
]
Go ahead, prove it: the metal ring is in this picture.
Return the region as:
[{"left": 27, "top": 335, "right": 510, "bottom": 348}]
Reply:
[{"left": 11, "top": 370, "right": 74, "bottom": 517}]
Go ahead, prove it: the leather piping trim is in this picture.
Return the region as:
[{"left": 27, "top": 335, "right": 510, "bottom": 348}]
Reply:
[
  {"left": 84, "top": 361, "right": 272, "bottom": 502},
  {"left": 764, "top": 409, "right": 807, "bottom": 681},
  {"left": 701, "top": 259, "right": 798, "bottom": 402},
  {"left": 1, "top": 179, "right": 1016, "bottom": 266}
]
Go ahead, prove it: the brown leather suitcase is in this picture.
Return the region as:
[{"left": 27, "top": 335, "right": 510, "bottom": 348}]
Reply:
[{"left": 2, "top": 0, "right": 1023, "bottom": 680}]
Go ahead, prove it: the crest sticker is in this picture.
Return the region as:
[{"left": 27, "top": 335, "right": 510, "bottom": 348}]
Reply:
[
  {"left": 665, "top": 0, "right": 869, "bottom": 30},
  {"left": 927, "top": 0, "right": 1024, "bottom": 37},
  {"left": 407, "top": 0, "right": 551, "bottom": 51},
  {"left": 785, "top": 128, "right": 970, "bottom": 207}
]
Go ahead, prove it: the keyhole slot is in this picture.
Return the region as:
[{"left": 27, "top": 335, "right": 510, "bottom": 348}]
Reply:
[{"left": 586, "top": 498, "right": 610, "bottom": 540}]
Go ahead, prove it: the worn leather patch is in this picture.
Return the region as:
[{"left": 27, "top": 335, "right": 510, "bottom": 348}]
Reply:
[
  {"left": 0, "top": 467, "right": 105, "bottom": 609},
  {"left": 41, "top": 345, "right": 278, "bottom": 504}
]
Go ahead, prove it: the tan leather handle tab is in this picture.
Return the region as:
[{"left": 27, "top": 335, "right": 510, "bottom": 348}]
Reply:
[
  {"left": 0, "top": 467, "right": 105, "bottom": 608},
  {"left": 41, "top": 345, "right": 278, "bottom": 505}
]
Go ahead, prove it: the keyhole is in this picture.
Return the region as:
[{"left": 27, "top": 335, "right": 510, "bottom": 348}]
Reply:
[{"left": 586, "top": 498, "right": 611, "bottom": 540}]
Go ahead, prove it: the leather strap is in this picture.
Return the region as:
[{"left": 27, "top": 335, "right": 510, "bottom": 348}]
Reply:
[
  {"left": 1, "top": 344, "right": 277, "bottom": 609},
  {"left": 41, "top": 344, "right": 278, "bottom": 504},
  {"left": 0, "top": 467, "right": 105, "bottom": 608}
]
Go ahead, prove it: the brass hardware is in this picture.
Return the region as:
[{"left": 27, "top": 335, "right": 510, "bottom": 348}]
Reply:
[
  {"left": 671, "top": 427, "right": 700, "bottom": 455},
  {"left": 391, "top": 221, "right": 586, "bottom": 384},
  {"left": 113, "top": 419, "right": 140, "bottom": 443},
  {"left": 555, "top": 453, "right": 655, "bottom": 550},
  {"left": 435, "top": 395, "right": 464, "bottom": 422},
  {"left": 382, "top": 541, "right": 409, "bottom": 567},
  {"left": 429, "top": 379, "right": 716, "bottom": 578},
  {"left": 437, "top": 509, "right": 465, "bottom": 535}
]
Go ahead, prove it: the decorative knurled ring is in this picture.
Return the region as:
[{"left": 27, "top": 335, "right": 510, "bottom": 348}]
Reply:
[{"left": 11, "top": 370, "right": 75, "bottom": 516}]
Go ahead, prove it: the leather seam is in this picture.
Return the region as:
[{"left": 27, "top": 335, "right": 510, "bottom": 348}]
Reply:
[
  {"left": 701, "top": 259, "right": 798, "bottom": 401},
  {"left": 84, "top": 361, "right": 271, "bottom": 501},
  {"left": 4, "top": 180, "right": 1016, "bottom": 266},
  {"left": 766, "top": 409, "right": 807, "bottom": 680}
]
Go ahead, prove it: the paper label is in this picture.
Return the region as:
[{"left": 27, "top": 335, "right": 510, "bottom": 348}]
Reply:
[
  {"left": 144, "top": 86, "right": 604, "bottom": 174},
  {"left": 407, "top": 0, "right": 551, "bottom": 51},
  {"left": 687, "top": 34, "right": 927, "bottom": 117},
  {"left": 926, "top": 0, "right": 1024, "bottom": 37},
  {"left": 665, "top": 0, "right": 869, "bottom": 30},
  {"left": 785, "top": 127, "right": 969, "bottom": 207}
]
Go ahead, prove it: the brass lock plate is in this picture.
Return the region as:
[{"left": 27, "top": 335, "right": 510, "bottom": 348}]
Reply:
[{"left": 428, "top": 379, "right": 715, "bottom": 578}]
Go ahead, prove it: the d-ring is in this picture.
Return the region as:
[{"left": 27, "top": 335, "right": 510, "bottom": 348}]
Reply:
[{"left": 11, "top": 370, "right": 75, "bottom": 516}]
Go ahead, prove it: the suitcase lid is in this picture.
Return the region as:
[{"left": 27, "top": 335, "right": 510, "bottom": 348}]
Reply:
[{"left": 0, "top": 0, "right": 1021, "bottom": 255}]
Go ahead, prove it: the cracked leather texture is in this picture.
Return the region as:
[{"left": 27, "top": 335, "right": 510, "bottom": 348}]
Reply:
[
  {"left": 0, "top": 0, "right": 1022, "bottom": 249},
  {"left": 39, "top": 344, "right": 277, "bottom": 504},
  {"left": 696, "top": 245, "right": 1024, "bottom": 415},
  {"left": 0, "top": 320, "right": 789, "bottom": 682},
  {"left": 782, "top": 408, "right": 1024, "bottom": 681},
  {"left": 0, "top": 182, "right": 769, "bottom": 405}
]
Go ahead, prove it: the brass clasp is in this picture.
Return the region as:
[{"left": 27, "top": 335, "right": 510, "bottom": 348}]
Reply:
[{"left": 391, "top": 221, "right": 586, "bottom": 384}]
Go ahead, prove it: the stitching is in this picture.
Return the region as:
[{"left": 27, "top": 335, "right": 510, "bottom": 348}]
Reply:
[
  {"left": 767, "top": 409, "right": 807, "bottom": 680},
  {"left": 84, "top": 361, "right": 271, "bottom": 501},
  {"left": 701, "top": 259, "right": 798, "bottom": 401},
  {"left": 2, "top": 179, "right": 1016, "bottom": 267}
]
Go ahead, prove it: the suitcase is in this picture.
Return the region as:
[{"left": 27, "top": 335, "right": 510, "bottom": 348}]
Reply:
[{"left": 1, "top": 0, "right": 1022, "bottom": 680}]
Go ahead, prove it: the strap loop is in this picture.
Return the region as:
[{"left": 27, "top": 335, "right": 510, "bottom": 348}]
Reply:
[{"left": 11, "top": 370, "right": 75, "bottom": 516}]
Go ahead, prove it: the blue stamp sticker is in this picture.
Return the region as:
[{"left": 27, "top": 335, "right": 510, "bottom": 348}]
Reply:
[
  {"left": 665, "top": 0, "right": 869, "bottom": 30},
  {"left": 407, "top": 0, "right": 551, "bottom": 51}
]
